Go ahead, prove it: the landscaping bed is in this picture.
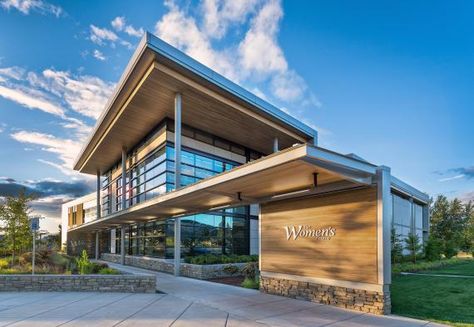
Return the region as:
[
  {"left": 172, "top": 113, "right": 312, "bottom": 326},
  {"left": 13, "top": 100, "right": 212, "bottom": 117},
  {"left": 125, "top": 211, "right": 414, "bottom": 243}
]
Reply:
[
  {"left": 0, "top": 249, "right": 119, "bottom": 275},
  {"left": 392, "top": 257, "right": 471, "bottom": 275}
]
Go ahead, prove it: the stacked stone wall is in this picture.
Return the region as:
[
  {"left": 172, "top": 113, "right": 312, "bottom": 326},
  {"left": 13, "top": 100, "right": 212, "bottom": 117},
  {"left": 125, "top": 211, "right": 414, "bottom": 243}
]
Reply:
[{"left": 260, "top": 275, "right": 390, "bottom": 315}]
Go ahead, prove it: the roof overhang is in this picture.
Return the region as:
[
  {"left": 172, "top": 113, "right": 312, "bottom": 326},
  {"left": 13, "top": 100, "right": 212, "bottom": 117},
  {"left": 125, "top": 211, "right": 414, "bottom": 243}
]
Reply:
[
  {"left": 69, "top": 144, "right": 378, "bottom": 232},
  {"left": 74, "top": 33, "right": 318, "bottom": 175}
]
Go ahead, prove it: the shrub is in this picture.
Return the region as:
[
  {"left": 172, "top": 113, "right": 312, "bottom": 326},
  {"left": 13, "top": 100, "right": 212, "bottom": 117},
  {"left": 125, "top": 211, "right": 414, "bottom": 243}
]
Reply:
[
  {"left": 184, "top": 254, "right": 258, "bottom": 265},
  {"left": 392, "top": 257, "right": 469, "bottom": 274},
  {"left": 0, "top": 258, "right": 9, "bottom": 269},
  {"left": 241, "top": 277, "right": 259, "bottom": 289},
  {"left": 76, "top": 250, "right": 93, "bottom": 275},
  {"left": 91, "top": 262, "right": 108, "bottom": 274},
  {"left": 98, "top": 267, "right": 119, "bottom": 275},
  {"left": 443, "top": 240, "right": 458, "bottom": 259},
  {"left": 241, "top": 262, "right": 258, "bottom": 280},
  {"left": 50, "top": 252, "right": 70, "bottom": 269},
  {"left": 424, "top": 236, "right": 442, "bottom": 261}
]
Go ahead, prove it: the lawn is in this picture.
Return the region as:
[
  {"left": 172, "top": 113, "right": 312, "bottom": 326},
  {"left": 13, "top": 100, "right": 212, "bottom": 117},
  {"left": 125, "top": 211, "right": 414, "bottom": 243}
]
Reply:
[
  {"left": 420, "top": 260, "right": 474, "bottom": 276},
  {"left": 391, "top": 259, "right": 474, "bottom": 327}
]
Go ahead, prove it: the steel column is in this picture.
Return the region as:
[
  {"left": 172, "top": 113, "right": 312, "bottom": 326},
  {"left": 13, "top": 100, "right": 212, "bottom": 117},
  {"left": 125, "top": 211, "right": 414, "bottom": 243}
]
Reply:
[
  {"left": 376, "top": 166, "right": 392, "bottom": 288},
  {"left": 95, "top": 231, "right": 99, "bottom": 260},
  {"left": 120, "top": 225, "right": 125, "bottom": 265},
  {"left": 174, "top": 93, "right": 182, "bottom": 276},
  {"left": 96, "top": 171, "right": 101, "bottom": 219},
  {"left": 121, "top": 148, "right": 127, "bottom": 210}
]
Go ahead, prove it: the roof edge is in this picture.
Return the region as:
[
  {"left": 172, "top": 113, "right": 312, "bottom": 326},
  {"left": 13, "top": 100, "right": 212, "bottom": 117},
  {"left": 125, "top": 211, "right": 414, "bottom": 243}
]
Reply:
[
  {"left": 391, "top": 175, "right": 429, "bottom": 204},
  {"left": 73, "top": 32, "right": 318, "bottom": 172},
  {"left": 144, "top": 32, "right": 318, "bottom": 140}
]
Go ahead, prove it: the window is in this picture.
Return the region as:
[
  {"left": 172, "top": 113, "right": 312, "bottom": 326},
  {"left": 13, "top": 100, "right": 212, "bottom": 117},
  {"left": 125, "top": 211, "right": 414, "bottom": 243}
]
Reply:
[{"left": 110, "top": 206, "right": 253, "bottom": 258}]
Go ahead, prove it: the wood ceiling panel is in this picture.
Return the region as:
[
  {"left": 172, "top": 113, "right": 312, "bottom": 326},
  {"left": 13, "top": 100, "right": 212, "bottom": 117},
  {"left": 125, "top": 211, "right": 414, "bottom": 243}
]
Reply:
[{"left": 81, "top": 65, "right": 308, "bottom": 174}]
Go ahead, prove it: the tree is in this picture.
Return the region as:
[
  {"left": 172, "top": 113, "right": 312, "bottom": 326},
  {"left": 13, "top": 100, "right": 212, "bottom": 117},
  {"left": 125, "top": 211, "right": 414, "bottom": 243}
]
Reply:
[
  {"left": 0, "top": 190, "right": 33, "bottom": 263},
  {"left": 460, "top": 201, "right": 474, "bottom": 254},
  {"left": 430, "top": 195, "right": 465, "bottom": 257},
  {"left": 424, "top": 235, "right": 442, "bottom": 261},
  {"left": 405, "top": 233, "right": 422, "bottom": 263},
  {"left": 391, "top": 228, "right": 404, "bottom": 263}
]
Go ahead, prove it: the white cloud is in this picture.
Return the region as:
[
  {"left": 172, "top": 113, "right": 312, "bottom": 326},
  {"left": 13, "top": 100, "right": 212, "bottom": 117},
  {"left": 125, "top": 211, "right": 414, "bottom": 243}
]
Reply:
[
  {"left": 0, "top": 0, "right": 62, "bottom": 16},
  {"left": 0, "top": 66, "right": 25, "bottom": 80},
  {"left": 155, "top": 1, "right": 239, "bottom": 81},
  {"left": 439, "top": 174, "right": 465, "bottom": 182},
  {"left": 92, "top": 18, "right": 143, "bottom": 50},
  {"left": 89, "top": 25, "right": 118, "bottom": 46},
  {"left": 111, "top": 16, "right": 125, "bottom": 31},
  {"left": 38, "top": 68, "right": 115, "bottom": 119},
  {"left": 0, "top": 66, "right": 115, "bottom": 177},
  {"left": 0, "top": 65, "right": 113, "bottom": 140},
  {"left": 11, "top": 130, "right": 83, "bottom": 175},
  {"left": 238, "top": 0, "right": 287, "bottom": 75},
  {"left": 201, "top": 0, "right": 257, "bottom": 39},
  {"left": 154, "top": 0, "right": 318, "bottom": 112},
  {"left": 93, "top": 49, "right": 106, "bottom": 61},
  {"left": 0, "top": 84, "right": 65, "bottom": 117},
  {"left": 270, "top": 70, "right": 306, "bottom": 101},
  {"left": 124, "top": 25, "right": 144, "bottom": 38}
]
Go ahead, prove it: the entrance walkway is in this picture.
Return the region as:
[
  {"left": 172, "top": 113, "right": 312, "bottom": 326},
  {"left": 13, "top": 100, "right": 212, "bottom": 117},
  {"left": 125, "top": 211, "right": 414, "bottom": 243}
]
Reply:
[{"left": 105, "top": 261, "right": 445, "bottom": 327}]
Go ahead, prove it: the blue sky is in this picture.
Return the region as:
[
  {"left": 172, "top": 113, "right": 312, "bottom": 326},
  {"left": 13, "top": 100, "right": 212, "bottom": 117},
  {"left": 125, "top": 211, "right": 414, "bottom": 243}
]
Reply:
[{"left": 0, "top": 0, "right": 473, "bottom": 232}]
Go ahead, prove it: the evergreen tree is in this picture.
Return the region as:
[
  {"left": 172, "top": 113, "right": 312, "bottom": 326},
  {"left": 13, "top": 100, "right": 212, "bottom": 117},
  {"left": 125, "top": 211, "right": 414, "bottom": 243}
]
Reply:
[
  {"left": 404, "top": 233, "right": 422, "bottom": 263},
  {"left": 430, "top": 195, "right": 465, "bottom": 257},
  {"left": 0, "top": 190, "right": 33, "bottom": 263},
  {"left": 391, "top": 228, "right": 404, "bottom": 263},
  {"left": 460, "top": 201, "right": 474, "bottom": 253}
]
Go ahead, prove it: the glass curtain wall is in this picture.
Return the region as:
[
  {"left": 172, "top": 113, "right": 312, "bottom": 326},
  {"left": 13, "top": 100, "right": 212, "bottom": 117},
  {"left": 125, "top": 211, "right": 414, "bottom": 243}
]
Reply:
[
  {"left": 103, "top": 143, "right": 240, "bottom": 214},
  {"left": 112, "top": 207, "right": 251, "bottom": 259}
]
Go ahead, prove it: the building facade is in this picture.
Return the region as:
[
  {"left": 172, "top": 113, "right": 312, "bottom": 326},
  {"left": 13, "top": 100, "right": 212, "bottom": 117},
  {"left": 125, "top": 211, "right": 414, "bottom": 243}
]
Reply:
[{"left": 62, "top": 32, "right": 429, "bottom": 315}]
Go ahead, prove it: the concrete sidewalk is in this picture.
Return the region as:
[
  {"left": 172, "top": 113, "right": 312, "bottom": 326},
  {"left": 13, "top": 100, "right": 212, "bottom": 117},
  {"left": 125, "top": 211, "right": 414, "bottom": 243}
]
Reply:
[
  {"left": 0, "top": 261, "right": 447, "bottom": 326},
  {"left": 108, "top": 261, "right": 446, "bottom": 327}
]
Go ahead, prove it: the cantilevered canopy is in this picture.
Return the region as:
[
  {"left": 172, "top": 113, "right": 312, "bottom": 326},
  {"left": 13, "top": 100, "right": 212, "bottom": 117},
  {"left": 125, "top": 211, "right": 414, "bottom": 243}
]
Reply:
[
  {"left": 74, "top": 33, "right": 317, "bottom": 175},
  {"left": 69, "top": 144, "right": 378, "bottom": 232}
]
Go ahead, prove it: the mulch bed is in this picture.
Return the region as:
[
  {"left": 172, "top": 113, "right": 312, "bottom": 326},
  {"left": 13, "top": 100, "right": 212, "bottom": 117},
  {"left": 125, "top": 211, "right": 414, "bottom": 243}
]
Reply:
[{"left": 208, "top": 276, "right": 245, "bottom": 287}]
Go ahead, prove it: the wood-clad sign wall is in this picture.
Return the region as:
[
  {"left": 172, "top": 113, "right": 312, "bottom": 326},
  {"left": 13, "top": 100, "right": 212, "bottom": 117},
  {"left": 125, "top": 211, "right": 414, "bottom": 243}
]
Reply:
[{"left": 261, "top": 187, "right": 378, "bottom": 284}]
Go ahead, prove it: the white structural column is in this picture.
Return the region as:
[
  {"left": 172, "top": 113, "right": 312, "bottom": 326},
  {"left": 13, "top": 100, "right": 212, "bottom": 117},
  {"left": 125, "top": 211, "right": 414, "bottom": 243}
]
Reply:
[
  {"left": 409, "top": 197, "right": 415, "bottom": 235},
  {"left": 95, "top": 231, "right": 99, "bottom": 260},
  {"left": 120, "top": 225, "right": 125, "bottom": 265},
  {"left": 376, "top": 166, "right": 392, "bottom": 289},
  {"left": 96, "top": 171, "right": 101, "bottom": 219},
  {"left": 121, "top": 148, "right": 127, "bottom": 211},
  {"left": 174, "top": 93, "right": 182, "bottom": 276},
  {"left": 273, "top": 137, "right": 279, "bottom": 153}
]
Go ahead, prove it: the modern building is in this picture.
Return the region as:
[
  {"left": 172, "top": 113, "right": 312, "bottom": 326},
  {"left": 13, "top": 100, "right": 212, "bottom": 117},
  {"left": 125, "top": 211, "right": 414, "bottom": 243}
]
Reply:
[{"left": 62, "top": 32, "right": 429, "bottom": 315}]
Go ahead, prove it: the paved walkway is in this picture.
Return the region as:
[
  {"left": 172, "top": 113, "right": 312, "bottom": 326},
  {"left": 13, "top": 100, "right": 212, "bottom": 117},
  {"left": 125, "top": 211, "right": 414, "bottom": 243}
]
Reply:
[
  {"left": 0, "top": 263, "right": 447, "bottom": 326},
  {"left": 400, "top": 271, "right": 474, "bottom": 278}
]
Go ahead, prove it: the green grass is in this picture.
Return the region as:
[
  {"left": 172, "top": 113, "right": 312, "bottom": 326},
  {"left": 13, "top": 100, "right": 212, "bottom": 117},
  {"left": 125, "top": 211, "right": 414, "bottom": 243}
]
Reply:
[
  {"left": 241, "top": 277, "right": 259, "bottom": 289},
  {"left": 392, "top": 259, "right": 474, "bottom": 326},
  {"left": 420, "top": 260, "right": 474, "bottom": 276}
]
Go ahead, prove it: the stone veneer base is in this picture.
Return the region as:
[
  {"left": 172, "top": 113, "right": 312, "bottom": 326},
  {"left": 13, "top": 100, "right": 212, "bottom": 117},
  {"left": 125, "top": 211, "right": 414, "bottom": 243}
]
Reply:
[
  {"left": 0, "top": 274, "right": 156, "bottom": 293},
  {"left": 101, "top": 253, "right": 246, "bottom": 280},
  {"left": 260, "top": 275, "right": 390, "bottom": 315}
]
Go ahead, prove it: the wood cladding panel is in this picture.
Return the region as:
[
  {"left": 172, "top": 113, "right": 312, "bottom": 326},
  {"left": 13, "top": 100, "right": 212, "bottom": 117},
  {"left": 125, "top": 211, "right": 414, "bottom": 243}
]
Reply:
[
  {"left": 80, "top": 64, "right": 309, "bottom": 174},
  {"left": 76, "top": 204, "right": 84, "bottom": 226},
  {"left": 68, "top": 207, "right": 73, "bottom": 227},
  {"left": 261, "top": 187, "right": 378, "bottom": 284}
]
